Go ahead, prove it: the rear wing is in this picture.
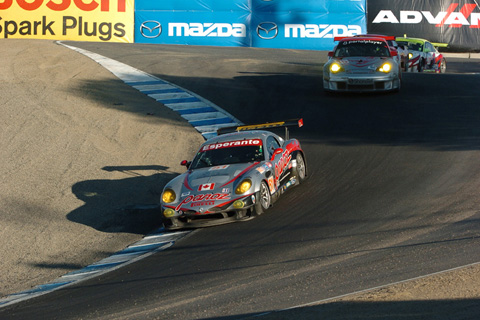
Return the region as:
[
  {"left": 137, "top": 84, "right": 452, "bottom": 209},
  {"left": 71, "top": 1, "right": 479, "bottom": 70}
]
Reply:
[
  {"left": 217, "top": 118, "right": 303, "bottom": 140},
  {"left": 432, "top": 42, "right": 448, "bottom": 48},
  {"left": 334, "top": 35, "right": 395, "bottom": 42},
  {"left": 398, "top": 35, "right": 448, "bottom": 49}
]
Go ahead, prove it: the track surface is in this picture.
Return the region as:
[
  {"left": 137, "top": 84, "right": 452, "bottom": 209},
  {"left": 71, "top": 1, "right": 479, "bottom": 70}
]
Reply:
[{"left": 2, "top": 44, "right": 480, "bottom": 319}]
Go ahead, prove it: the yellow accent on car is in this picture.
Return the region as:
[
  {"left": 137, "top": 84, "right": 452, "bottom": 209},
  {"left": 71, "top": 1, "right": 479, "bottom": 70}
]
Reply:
[
  {"left": 233, "top": 200, "right": 245, "bottom": 209},
  {"left": 235, "top": 179, "right": 252, "bottom": 194},
  {"left": 330, "top": 62, "right": 343, "bottom": 73},
  {"left": 163, "top": 208, "right": 175, "bottom": 218},
  {"left": 162, "top": 189, "right": 176, "bottom": 203},
  {"left": 378, "top": 63, "right": 392, "bottom": 73}
]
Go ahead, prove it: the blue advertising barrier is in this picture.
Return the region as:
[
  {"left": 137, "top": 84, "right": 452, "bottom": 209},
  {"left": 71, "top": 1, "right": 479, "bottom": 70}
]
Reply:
[
  {"left": 135, "top": 0, "right": 366, "bottom": 50},
  {"left": 135, "top": 0, "right": 250, "bottom": 11},
  {"left": 136, "top": 11, "right": 251, "bottom": 47}
]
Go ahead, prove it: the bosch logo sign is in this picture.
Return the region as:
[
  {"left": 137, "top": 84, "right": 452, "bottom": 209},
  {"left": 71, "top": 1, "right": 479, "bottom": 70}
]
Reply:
[
  {"left": 140, "top": 21, "right": 162, "bottom": 38},
  {"left": 256, "top": 22, "right": 278, "bottom": 39}
]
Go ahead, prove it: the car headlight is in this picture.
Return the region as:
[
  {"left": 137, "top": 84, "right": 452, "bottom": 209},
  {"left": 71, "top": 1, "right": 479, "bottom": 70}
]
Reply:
[
  {"left": 235, "top": 179, "right": 252, "bottom": 194},
  {"left": 330, "top": 62, "right": 343, "bottom": 74},
  {"left": 408, "top": 53, "right": 413, "bottom": 59},
  {"left": 377, "top": 63, "right": 392, "bottom": 73},
  {"left": 162, "top": 189, "right": 176, "bottom": 203}
]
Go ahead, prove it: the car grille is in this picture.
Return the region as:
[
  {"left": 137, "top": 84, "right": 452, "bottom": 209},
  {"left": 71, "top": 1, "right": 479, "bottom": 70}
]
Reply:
[
  {"left": 178, "top": 211, "right": 236, "bottom": 222},
  {"left": 338, "top": 82, "right": 386, "bottom": 90}
]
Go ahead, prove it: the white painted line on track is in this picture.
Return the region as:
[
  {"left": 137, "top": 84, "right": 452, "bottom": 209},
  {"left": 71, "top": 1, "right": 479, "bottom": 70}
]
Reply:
[
  {"left": 58, "top": 42, "right": 242, "bottom": 139},
  {"left": 0, "top": 228, "right": 194, "bottom": 308},
  {"left": 151, "top": 91, "right": 194, "bottom": 101},
  {"left": 182, "top": 111, "right": 229, "bottom": 121},
  {"left": 248, "top": 261, "right": 480, "bottom": 318},
  {"left": 166, "top": 101, "right": 209, "bottom": 111}
]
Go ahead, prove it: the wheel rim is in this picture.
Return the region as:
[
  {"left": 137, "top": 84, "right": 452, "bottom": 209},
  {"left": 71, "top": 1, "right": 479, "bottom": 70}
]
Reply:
[
  {"left": 297, "top": 154, "right": 306, "bottom": 180},
  {"left": 441, "top": 59, "right": 446, "bottom": 73},
  {"left": 260, "top": 182, "right": 271, "bottom": 209}
]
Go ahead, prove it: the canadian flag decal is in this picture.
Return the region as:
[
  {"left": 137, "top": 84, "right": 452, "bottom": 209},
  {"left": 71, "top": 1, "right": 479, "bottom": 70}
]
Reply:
[{"left": 198, "top": 183, "right": 215, "bottom": 191}]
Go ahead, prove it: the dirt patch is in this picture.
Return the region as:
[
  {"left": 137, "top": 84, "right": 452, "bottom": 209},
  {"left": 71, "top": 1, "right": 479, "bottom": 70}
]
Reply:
[{"left": 0, "top": 39, "right": 204, "bottom": 297}]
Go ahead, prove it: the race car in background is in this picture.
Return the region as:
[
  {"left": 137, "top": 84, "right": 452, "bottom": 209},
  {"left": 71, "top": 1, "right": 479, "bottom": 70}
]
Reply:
[
  {"left": 395, "top": 37, "right": 448, "bottom": 73},
  {"left": 160, "top": 119, "right": 307, "bottom": 230},
  {"left": 324, "top": 36, "right": 402, "bottom": 93}
]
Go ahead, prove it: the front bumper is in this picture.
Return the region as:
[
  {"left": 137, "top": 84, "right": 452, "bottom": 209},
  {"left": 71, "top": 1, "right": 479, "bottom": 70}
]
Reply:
[
  {"left": 323, "top": 74, "right": 400, "bottom": 92},
  {"left": 162, "top": 194, "right": 256, "bottom": 230}
]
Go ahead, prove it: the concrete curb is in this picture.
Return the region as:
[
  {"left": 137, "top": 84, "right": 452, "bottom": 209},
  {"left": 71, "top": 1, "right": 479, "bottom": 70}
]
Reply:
[{"left": 443, "top": 52, "right": 480, "bottom": 59}]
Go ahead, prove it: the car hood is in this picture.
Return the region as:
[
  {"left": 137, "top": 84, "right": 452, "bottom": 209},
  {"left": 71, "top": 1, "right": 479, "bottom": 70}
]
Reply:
[
  {"left": 337, "top": 56, "right": 389, "bottom": 68},
  {"left": 187, "top": 163, "right": 253, "bottom": 188},
  {"left": 170, "top": 162, "right": 261, "bottom": 195}
]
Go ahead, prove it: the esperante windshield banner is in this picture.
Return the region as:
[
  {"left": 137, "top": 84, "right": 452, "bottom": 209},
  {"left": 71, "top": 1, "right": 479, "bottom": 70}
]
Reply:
[
  {"left": 135, "top": 0, "right": 366, "bottom": 50},
  {"left": 0, "top": 0, "right": 134, "bottom": 42},
  {"left": 368, "top": 0, "right": 480, "bottom": 51}
]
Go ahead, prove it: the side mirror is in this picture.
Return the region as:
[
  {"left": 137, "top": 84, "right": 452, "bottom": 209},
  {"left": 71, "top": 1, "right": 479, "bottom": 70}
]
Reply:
[
  {"left": 271, "top": 148, "right": 284, "bottom": 160},
  {"left": 180, "top": 160, "right": 191, "bottom": 168},
  {"left": 328, "top": 51, "right": 334, "bottom": 57}
]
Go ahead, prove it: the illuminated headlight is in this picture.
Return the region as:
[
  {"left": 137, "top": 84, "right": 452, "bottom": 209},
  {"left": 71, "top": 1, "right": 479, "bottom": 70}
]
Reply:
[
  {"left": 235, "top": 179, "right": 252, "bottom": 194},
  {"left": 162, "top": 189, "right": 176, "bottom": 203},
  {"left": 163, "top": 208, "right": 175, "bottom": 218},
  {"left": 377, "top": 63, "right": 392, "bottom": 73},
  {"left": 330, "top": 63, "right": 343, "bottom": 74},
  {"left": 408, "top": 53, "right": 413, "bottom": 59}
]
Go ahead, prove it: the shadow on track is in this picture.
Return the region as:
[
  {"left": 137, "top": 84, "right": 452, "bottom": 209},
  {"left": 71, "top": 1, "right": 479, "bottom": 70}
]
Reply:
[
  {"left": 67, "top": 166, "right": 175, "bottom": 234},
  {"left": 212, "top": 298, "right": 480, "bottom": 320},
  {"left": 155, "top": 71, "right": 480, "bottom": 151}
]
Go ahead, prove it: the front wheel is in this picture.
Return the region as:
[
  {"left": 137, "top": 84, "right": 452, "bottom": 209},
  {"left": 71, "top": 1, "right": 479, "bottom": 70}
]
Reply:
[
  {"left": 293, "top": 152, "right": 306, "bottom": 185},
  {"left": 254, "top": 181, "right": 271, "bottom": 216}
]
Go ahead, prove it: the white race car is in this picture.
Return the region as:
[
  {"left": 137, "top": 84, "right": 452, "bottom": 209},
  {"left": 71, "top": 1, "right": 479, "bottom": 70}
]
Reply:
[
  {"left": 395, "top": 37, "right": 447, "bottom": 73},
  {"left": 324, "top": 36, "right": 402, "bottom": 93}
]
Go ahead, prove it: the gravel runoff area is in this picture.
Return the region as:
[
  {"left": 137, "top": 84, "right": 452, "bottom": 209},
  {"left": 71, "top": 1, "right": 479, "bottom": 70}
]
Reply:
[
  {"left": 0, "top": 39, "right": 204, "bottom": 297},
  {"left": 1, "top": 39, "right": 479, "bottom": 318}
]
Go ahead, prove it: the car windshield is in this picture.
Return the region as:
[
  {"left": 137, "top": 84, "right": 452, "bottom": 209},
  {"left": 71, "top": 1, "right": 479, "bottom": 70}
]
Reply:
[
  {"left": 335, "top": 40, "right": 390, "bottom": 58},
  {"left": 190, "top": 139, "right": 264, "bottom": 170},
  {"left": 398, "top": 41, "right": 423, "bottom": 52}
]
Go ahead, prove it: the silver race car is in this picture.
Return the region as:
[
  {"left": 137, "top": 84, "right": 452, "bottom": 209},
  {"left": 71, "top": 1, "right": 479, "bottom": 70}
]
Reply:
[
  {"left": 324, "top": 36, "right": 401, "bottom": 93},
  {"left": 160, "top": 119, "right": 307, "bottom": 230}
]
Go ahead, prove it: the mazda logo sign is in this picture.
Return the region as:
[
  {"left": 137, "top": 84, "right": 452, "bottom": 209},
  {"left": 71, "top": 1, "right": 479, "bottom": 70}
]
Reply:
[
  {"left": 257, "top": 22, "right": 278, "bottom": 40},
  {"left": 140, "top": 21, "right": 162, "bottom": 38}
]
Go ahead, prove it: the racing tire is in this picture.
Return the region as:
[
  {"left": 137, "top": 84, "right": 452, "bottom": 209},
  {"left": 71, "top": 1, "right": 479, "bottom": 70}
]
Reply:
[
  {"left": 417, "top": 59, "right": 425, "bottom": 73},
  {"left": 254, "top": 181, "right": 271, "bottom": 216},
  {"left": 293, "top": 152, "right": 306, "bottom": 185},
  {"left": 440, "top": 58, "right": 447, "bottom": 73}
]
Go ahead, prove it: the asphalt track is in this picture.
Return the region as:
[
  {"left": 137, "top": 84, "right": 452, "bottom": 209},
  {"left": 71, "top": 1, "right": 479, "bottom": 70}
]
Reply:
[{"left": 2, "top": 43, "right": 480, "bottom": 319}]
